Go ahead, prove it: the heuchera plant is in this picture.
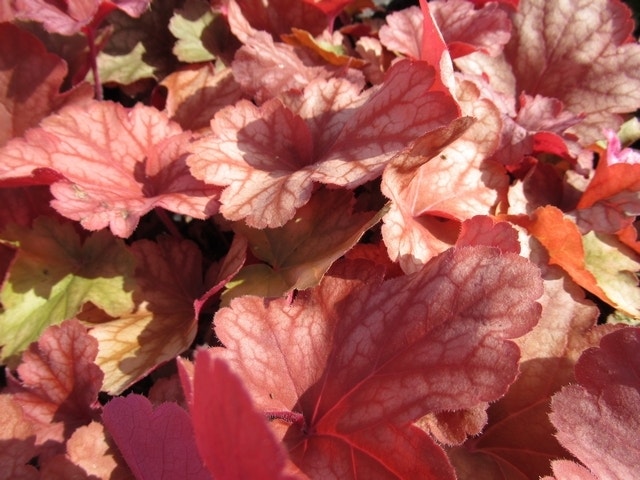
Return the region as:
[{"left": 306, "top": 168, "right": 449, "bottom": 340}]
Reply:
[{"left": 1, "top": 0, "right": 640, "bottom": 478}]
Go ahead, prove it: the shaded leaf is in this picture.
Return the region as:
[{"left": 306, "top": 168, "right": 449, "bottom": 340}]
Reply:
[
  {"left": 0, "top": 218, "right": 135, "bottom": 362},
  {"left": 0, "top": 24, "right": 92, "bottom": 148},
  {"left": 212, "top": 248, "right": 543, "bottom": 477},
  {"left": 102, "top": 395, "right": 211, "bottom": 480},
  {"left": 5, "top": 320, "right": 103, "bottom": 453},
  {"left": 0, "top": 395, "right": 38, "bottom": 480},
  {"left": 88, "top": 237, "right": 205, "bottom": 394},
  {"left": 161, "top": 64, "right": 243, "bottom": 132},
  {"left": 550, "top": 327, "right": 640, "bottom": 479},
  {"left": 224, "top": 188, "right": 385, "bottom": 300}
]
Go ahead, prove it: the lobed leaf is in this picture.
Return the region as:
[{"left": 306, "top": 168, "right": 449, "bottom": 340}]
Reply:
[
  {"left": 0, "top": 101, "right": 220, "bottom": 237},
  {"left": 212, "top": 247, "right": 543, "bottom": 478},
  {"left": 0, "top": 218, "right": 135, "bottom": 362}
]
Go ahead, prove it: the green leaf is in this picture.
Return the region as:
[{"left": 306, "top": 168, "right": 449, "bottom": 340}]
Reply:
[
  {"left": 0, "top": 218, "right": 135, "bottom": 364},
  {"left": 169, "top": 0, "right": 218, "bottom": 63},
  {"left": 96, "top": 1, "right": 179, "bottom": 85},
  {"left": 583, "top": 231, "right": 640, "bottom": 319}
]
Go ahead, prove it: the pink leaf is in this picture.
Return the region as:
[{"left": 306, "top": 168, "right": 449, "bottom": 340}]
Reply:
[
  {"left": 212, "top": 248, "right": 543, "bottom": 477},
  {"left": 449, "top": 262, "right": 614, "bottom": 479},
  {"left": 102, "top": 395, "right": 211, "bottom": 480},
  {"left": 13, "top": 0, "right": 151, "bottom": 35},
  {"left": 550, "top": 327, "right": 640, "bottom": 479},
  {"left": 189, "top": 59, "right": 460, "bottom": 228},
  {"left": 6, "top": 320, "right": 103, "bottom": 453},
  {"left": 0, "top": 101, "right": 220, "bottom": 237},
  {"left": 186, "top": 352, "right": 299, "bottom": 479},
  {"left": 456, "top": 215, "right": 520, "bottom": 254},
  {"left": 504, "top": 0, "right": 640, "bottom": 144}
]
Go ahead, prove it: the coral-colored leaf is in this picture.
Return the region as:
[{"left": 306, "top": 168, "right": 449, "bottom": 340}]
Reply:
[
  {"left": 0, "top": 218, "right": 135, "bottom": 363},
  {"left": 0, "top": 24, "right": 92, "bottom": 148},
  {"left": 102, "top": 395, "right": 211, "bottom": 480},
  {"left": 0, "top": 101, "right": 220, "bottom": 237},
  {"left": 504, "top": 0, "right": 640, "bottom": 144},
  {"left": 187, "top": 352, "right": 299, "bottom": 479},
  {"left": 449, "top": 263, "right": 610, "bottom": 479},
  {"left": 46, "top": 421, "right": 133, "bottom": 479},
  {"left": 0, "top": 394, "right": 38, "bottom": 480},
  {"left": 382, "top": 81, "right": 506, "bottom": 272},
  {"left": 379, "top": 1, "right": 510, "bottom": 60},
  {"left": 550, "top": 327, "right": 640, "bottom": 479},
  {"left": 456, "top": 216, "right": 520, "bottom": 254},
  {"left": 212, "top": 248, "right": 543, "bottom": 477},
  {"left": 225, "top": 188, "right": 384, "bottom": 300},
  {"left": 5, "top": 320, "right": 103, "bottom": 452},
  {"left": 88, "top": 237, "right": 205, "bottom": 394},
  {"left": 189, "top": 59, "right": 460, "bottom": 228}
]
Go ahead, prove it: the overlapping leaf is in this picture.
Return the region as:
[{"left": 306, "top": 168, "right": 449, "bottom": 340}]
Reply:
[
  {"left": 88, "top": 237, "right": 205, "bottom": 394},
  {"left": 189, "top": 59, "right": 460, "bottom": 228},
  {"left": 4, "top": 320, "right": 103, "bottom": 453},
  {"left": 381, "top": 80, "right": 506, "bottom": 272},
  {"left": 223, "top": 188, "right": 385, "bottom": 300},
  {"left": 0, "top": 217, "right": 135, "bottom": 362},
  {"left": 549, "top": 327, "right": 640, "bottom": 479},
  {"left": 102, "top": 395, "right": 211, "bottom": 480},
  {"left": 0, "top": 101, "right": 220, "bottom": 237},
  {"left": 211, "top": 247, "right": 543, "bottom": 477},
  {"left": 0, "top": 24, "right": 92, "bottom": 148},
  {"left": 504, "top": 0, "right": 640, "bottom": 144}
]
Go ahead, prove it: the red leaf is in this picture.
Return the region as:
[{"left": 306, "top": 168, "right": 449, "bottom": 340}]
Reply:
[
  {"left": 212, "top": 248, "right": 543, "bottom": 477},
  {"left": 550, "top": 327, "right": 640, "bottom": 479},
  {"left": 189, "top": 59, "right": 460, "bottom": 228},
  {"left": 6, "top": 320, "right": 103, "bottom": 453},
  {"left": 0, "top": 24, "right": 92, "bottom": 148},
  {"left": 186, "top": 352, "right": 300, "bottom": 479},
  {"left": 0, "top": 101, "right": 220, "bottom": 237},
  {"left": 229, "top": 0, "right": 328, "bottom": 39},
  {"left": 449, "top": 262, "right": 614, "bottom": 479},
  {"left": 102, "top": 395, "right": 211, "bottom": 480}
]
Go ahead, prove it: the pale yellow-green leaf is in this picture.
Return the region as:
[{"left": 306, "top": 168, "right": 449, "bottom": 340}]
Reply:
[
  {"left": 169, "top": 0, "right": 217, "bottom": 63},
  {"left": 583, "top": 231, "right": 640, "bottom": 318},
  {"left": 0, "top": 218, "right": 135, "bottom": 364}
]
